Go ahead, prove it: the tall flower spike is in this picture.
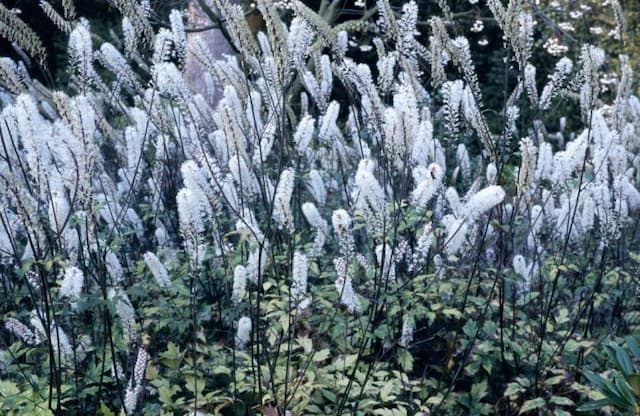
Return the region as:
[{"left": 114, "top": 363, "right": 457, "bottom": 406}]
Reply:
[
  {"left": 273, "top": 168, "right": 296, "bottom": 233},
  {"left": 124, "top": 347, "right": 147, "bottom": 415},
  {"left": 465, "top": 185, "right": 506, "bottom": 219},
  {"left": 354, "top": 159, "right": 385, "bottom": 213},
  {"left": 291, "top": 251, "right": 310, "bottom": 309},
  {"left": 411, "top": 164, "right": 443, "bottom": 210},
  {"left": 400, "top": 316, "right": 414, "bottom": 347},
  {"left": 169, "top": 9, "right": 186, "bottom": 64},
  {"left": 288, "top": 17, "right": 314, "bottom": 69},
  {"left": 302, "top": 202, "right": 328, "bottom": 255},
  {"left": 539, "top": 57, "right": 573, "bottom": 110},
  {"left": 442, "top": 80, "right": 463, "bottom": 144},
  {"left": 5, "top": 318, "right": 40, "bottom": 346},
  {"left": 307, "top": 169, "right": 326, "bottom": 207},
  {"left": 68, "top": 22, "right": 98, "bottom": 87},
  {"left": 143, "top": 252, "right": 171, "bottom": 288},
  {"left": 334, "top": 257, "right": 360, "bottom": 314},
  {"left": 442, "top": 214, "right": 468, "bottom": 258},
  {"left": 235, "top": 316, "right": 252, "bottom": 349},
  {"left": 59, "top": 266, "right": 84, "bottom": 304},
  {"left": 579, "top": 45, "right": 605, "bottom": 119},
  {"left": 231, "top": 265, "right": 247, "bottom": 304}
]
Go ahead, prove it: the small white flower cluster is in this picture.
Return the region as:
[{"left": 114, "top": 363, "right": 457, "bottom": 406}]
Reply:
[
  {"left": 543, "top": 37, "right": 569, "bottom": 56},
  {"left": 470, "top": 20, "right": 484, "bottom": 33}
]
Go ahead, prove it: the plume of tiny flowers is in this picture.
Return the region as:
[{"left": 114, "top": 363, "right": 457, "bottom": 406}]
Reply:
[
  {"left": 410, "top": 224, "right": 433, "bottom": 272},
  {"left": 235, "top": 316, "right": 252, "bottom": 349},
  {"left": 176, "top": 188, "right": 207, "bottom": 266},
  {"left": 124, "top": 346, "right": 147, "bottom": 415},
  {"left": 68, "top": 22, "right": 98, "bottom": 86},
  {"left": 302, "top": 202, "right": 328, "bottom": 256},
  {"left": 122, "top": 17, "right": 136, "bottom": 57},
  {"left": 442, "top": 215, "right": 469, "bottom": 258},
  {"left": 153, "top": 62, "right": 189, "bottom": 100},
  {"left": 334, "top": 257, "right": 360, "bottom": 314},
  {"left": 513, "top": 255, "right": 535, "bottom": 293},
  {"left": 273, "top": 168, "right": 296, "bottom": 233},
  {"left": 291, "top": 251, "right": 311, "bottom": 309},
  {"left": 354, "top": 158, "right": 385, "bottom": 213},
  {"left": 169, "top": 10, "right": 186, "bottom": 63},
  {"left": 400, "top": 316, "right": 414, "bottom": 347},
  {"left": 288, "top": 17, "right": 314, "bottom": 69},
  {"left": 524, "top": 64, "right": 538, "bottom": 105},
  {"left": 376, "top": 243, "right": 396, "bottom": 283},
  {"left": 464, "top": 186, "right": 506, "bottom": 220},
  {"left": 515, "top": 12, "right": 534, "bottom": 69},
  {"left": 108, "top": 288, "right": 137, "bottom": 345},
  {"left": 539, "top": 57, "right": 573, "bottom": 110},
  {"left": 231, "top": 265, "right": 247, "bottom": 304},
  {"left": 30, "top": 313, "right": 72, "bottom": 362},
  {"left": 306, "top": 169, "right": 327, "bottom": 207},
  {"left": 143, "top": 252, "right": 171, "bottom": 288},
  {"left": 98, "top": 42, "right": 139, "bottom": 91},
  {"left": 246, "top": 242, "right": 269, "bottom": 284},
  {"left": 411, "top": 164, "right": 443, "bottom": 210},
  {"left": 517, "top": 137, "right": 537, "bottom": 196},
  {"left": 106, "top": 249, "right": 124, "bottom": 284},
  {"left": 332, "top": 209, "right": 354, "bottom": 257},
  {"left": 4, "top": 317, "right": 40, "bottom": 345},
  {"left": 59, "top": 266, "right": 84, "bottom": 305},
  {"left": 294, "top": 115, "right": 316, "bottom": 159},
  {"left": 486, "top": 163, "right": 498, "bottom": 185},
  {"left": 535, "top": 141, "right": 554, "bottom": 181},
  {"left": 579, "top": 45, "right": 605, "bottom": 119}
]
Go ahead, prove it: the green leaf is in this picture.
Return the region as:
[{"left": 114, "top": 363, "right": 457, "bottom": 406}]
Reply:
[
  {"left": 583, "top": 370, "right": 630, "bottom": 409},
  {"left": 549, "top": 396, "right": 574, "bottom": 406},
  {"left": 519, "top": 398, "right": 545, "bottom": 414},
  {"left": 576, "top": 399, "right": 609, "bottom": 412},
  {"left": 98, "top": 403, "right": 116, "bottom": 416},
  {"left": 626, "top": 374, "right": 640, "bottom": 396},
  {"left": 442, "top": 308, "right": 462, "bottom": 319},
  {"left": 504, "top": 382, "right": 525, "bottom": 398},
  {"left": 313, "top": 349, "right": 330, "bottom": 362},
  {"left": 612, "top": 376, "right": 637, "bottom": 408},
  {"left": 462, "top": 320, "right": 478, "bottom": 338},
  {"left": 544, "top": 375, "right": 565, "bottom": 386},
  {"left": 471, "top": 380, "right": 488, "bottom": 401},
  {"left": 626, "top": 336, "right": 640, "bottom": 361},
  {"left": 380, "top": 382, "right": 396, "bottom": 402},
  {"left": 397, "top": 348, "right": 414, "bottom": 372},
  {"left": 615, "top": 345, "right": 635, "bottom": 376}
]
